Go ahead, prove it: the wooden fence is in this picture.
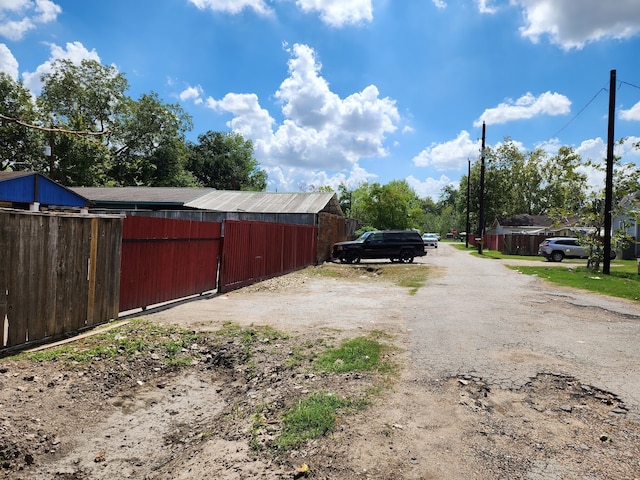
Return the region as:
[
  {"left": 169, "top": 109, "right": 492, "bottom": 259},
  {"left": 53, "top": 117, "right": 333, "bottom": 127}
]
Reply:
[
  {"left": 2, "top": 213, "right": 322, "bottom": 352},
  {"left": 0, "top": 209, "right": 122, "bottom": 350}
]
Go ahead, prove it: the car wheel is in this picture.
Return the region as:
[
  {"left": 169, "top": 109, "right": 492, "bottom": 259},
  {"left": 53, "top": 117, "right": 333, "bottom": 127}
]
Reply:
[
  {"left": 551, "top": 251, "right": 564, "bottom": 262},
  {"left": 401, "top": 250, "right": 414, "bottom": 263},
  {"left": 610, "top": 250, "right": 617, "bottom": 260},
  {"left": 339, "top": 257, "right": 347, "bottom": 264}
]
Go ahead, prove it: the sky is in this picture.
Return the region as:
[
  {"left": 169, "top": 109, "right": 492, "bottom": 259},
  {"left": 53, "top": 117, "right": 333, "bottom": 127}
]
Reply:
[{"left": 2, "top": 0, "right": 640, "bottom": 199}]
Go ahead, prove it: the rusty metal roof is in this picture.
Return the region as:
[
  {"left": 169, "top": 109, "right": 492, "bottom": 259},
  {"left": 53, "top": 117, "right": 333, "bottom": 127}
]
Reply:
[
  {"left": 187, "top": 191, "right": 342, "bottom": 215},
  {"left": 71, "top": 187, "right": 215, "bottom": 206},
  {"left": 70, "top": 187, "right": 343, "bottom": 215}
]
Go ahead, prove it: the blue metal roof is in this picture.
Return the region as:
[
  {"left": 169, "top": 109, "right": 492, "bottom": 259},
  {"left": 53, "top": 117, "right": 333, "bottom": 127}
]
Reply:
[{"left": 0, "top": 172, "right": 89, "bottom": 208}]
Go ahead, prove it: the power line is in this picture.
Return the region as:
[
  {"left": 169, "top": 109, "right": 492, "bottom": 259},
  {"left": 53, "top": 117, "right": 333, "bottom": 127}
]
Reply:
[
  {"left": 550, "top": 86, "right": 607, "bottom": 139},
  {"left": 620, "top": 80, "right": 640, "bottom": 91}
]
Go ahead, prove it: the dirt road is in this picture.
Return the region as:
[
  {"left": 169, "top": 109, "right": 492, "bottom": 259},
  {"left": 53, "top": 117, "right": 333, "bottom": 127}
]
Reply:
[
  {"left": 143, "top": 242, "right": 640, "bottom": 479},
  {"left": 4, "top": 243, "right": 640, "bottom": 479}
]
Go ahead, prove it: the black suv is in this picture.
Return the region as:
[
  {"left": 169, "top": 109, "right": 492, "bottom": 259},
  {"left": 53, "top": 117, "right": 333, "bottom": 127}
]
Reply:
[{"left": 332, "top": 230, "right": 426, "bottom": 264}]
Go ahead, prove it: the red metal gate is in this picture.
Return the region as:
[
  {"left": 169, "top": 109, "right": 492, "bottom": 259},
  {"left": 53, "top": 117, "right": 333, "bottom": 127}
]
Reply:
[
  {"left": 119, "top": 216, "right": 222, "bottom": 311},
  {"left": 219, "top": 220, "right": 317, "bottom": 292}
]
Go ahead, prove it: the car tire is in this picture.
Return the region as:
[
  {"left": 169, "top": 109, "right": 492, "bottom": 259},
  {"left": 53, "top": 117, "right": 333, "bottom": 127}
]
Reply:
[
  {"left": 551, "top": 251, "right": 564, "bottom": 262},
  {"left": 400, "top": 250, "right": 414, "bottom": 263}
]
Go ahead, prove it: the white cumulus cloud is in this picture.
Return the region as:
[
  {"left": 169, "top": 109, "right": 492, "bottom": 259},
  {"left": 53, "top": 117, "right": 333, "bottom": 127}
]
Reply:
[
  {"left": 179, "top": 85, "right": 204, "bottom": 105},
  {"left": 0, "top": 43, "right": 19, "bottom": 79},
  {"left": 188, "top": 0, "right": 373, "bottom": 27},
  {"left": 205, "top": 43, "right": 400, "bottom": 172},
  {"left": 187, "top": 0, "right": 272, "bottom": 16},
  {"left": 0, "top": 0, "right": 61, "bottom": 41},
  {"left": 413, "top": 130, "right": 480, "bottom": 171},
  {"left": 620, "top": 101, "right": 640, "bottom": 121},
  {"left": 512, "top": 0, "right": 640, "bottom": 50},
  {"left": 295, "top": 0, "right": 373, "bottom": 27},
  {"left": 406, "top": 174, "right": 456, "bottom": 201},
  {"left": 474, "top": 91, "right": 571, "bottom": 126}
]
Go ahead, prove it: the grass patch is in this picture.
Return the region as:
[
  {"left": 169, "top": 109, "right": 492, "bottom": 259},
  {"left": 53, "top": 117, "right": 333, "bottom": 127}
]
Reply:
[
  {"left": 314, "top": 336, "right": 394, "bottom": 374},
  {"left": 215, "top": 321, "right": 289, "bottom": 345},
  {"left": 307, "top": 263, "right": 429, "bottom": 294},
  {"left": 275, "top": 392, "right": 361, "bottom": 449},
  {"left": 21, "top": 319, "right": 203, "bottom": 365},
  {"left": 510, "top": 264, "right": 640, "bottom": 302}
]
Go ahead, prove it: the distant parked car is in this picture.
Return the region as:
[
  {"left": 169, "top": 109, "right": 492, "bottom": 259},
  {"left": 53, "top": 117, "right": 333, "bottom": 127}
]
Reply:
[
  {"left": 332, "top": 230, "right": 427, "bottom": 264},
  {"left": 538, "top": 237, "right": 616, "bottom": 262},
  {"left": 422, "top": 233, "right": 438, "bottom": 248}
]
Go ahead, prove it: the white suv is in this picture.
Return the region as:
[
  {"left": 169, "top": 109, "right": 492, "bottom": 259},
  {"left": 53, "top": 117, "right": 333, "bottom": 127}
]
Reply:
[{"left": 538, "top": 237, "right": 616, "bottom": 262}]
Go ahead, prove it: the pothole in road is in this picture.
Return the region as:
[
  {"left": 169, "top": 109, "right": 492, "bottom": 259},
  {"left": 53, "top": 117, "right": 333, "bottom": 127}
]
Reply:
[{"left": 452, "top": 372, "right": 640, "bottom": 479}]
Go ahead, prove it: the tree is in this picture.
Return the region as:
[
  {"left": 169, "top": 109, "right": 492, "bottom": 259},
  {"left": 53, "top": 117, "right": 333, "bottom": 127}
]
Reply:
[
  {"left": 37, "top": 59, "right": 128, "bottom": 185},
  {"left": 540, "top": 146, "right": 588, "bottom": 215},
  {"left": 110, "top": 93, "right": 196, "bottom": 186},
  {"left": 352, "top": 180, "right": 424, "bottom": 230},
  {"left": 186, "top": 131, "right": 266, "bottom": 191},
  {"left": 0, "top": 73, "right": 45, "bottom": 171}
]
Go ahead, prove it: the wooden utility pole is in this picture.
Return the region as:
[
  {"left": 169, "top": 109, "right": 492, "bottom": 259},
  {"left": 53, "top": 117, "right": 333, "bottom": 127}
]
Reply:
[
  {"left": 603, "top": 69, "right": 616, "bottom": 275},
  {"left": 478, "top": 122, "right": 486, "bottom": 254},
  {"left": 466, "top": 159, "right": 470, "bottom": 248}
]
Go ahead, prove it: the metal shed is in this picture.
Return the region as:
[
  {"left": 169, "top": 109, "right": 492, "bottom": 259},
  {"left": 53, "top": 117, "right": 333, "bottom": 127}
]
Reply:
[
  {"left": 0, "top": 172, "right": 89, "bottom": 211},
  {"left": 71, "top": 187, "right": 344, "bottom": 226}
]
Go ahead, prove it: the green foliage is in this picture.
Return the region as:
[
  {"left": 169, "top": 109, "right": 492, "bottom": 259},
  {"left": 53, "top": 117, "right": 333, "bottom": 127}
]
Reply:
[
  {"left": 3, "top": 57, "right": 262, "bottom": 189},
  {"left": 215, "top": 321, "right": 289, "bottom": 344},
  {"left": 23, "top": 319, "right": 202, "bottom": 365},
  {"left": 314, "top": 337, "right": 386, "bottom": 373},
  {"left": 460, "top": 139, "right": 591, "bottom": 235},
  {"left": 510, "top": 263, "right": 640, "bottom": 302},
  {"left": 349, "top": 180, "right": 425, "bottom": 230},
  {"left": 186, "top": 131, "right": 267, "bottom": 191},
  {"left": 0, "top": 73, "right": 44, "bottom": 172},
  {"left": 110, "top": 92, "right": 196, "bottom": 186},
  {"left": 275, "top": 392, "right": 356, "bottom": 449}
]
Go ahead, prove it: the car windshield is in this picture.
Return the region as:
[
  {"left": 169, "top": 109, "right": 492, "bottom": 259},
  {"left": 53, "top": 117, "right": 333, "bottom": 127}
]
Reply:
[{"left": 354, "top": 231, "right": 375, "bottom": 243}]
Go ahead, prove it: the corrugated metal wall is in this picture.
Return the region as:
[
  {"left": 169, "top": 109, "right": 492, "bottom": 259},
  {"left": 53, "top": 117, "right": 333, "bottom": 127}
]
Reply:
[
  {"left": 119, "top": 216, "right": 222, "bottom": 312},
  {"left": 0, "top": 209, "right": 122, "bottom": 351},
  {"left": 219, "top": 220, "right": 317, "bottom": 292}
]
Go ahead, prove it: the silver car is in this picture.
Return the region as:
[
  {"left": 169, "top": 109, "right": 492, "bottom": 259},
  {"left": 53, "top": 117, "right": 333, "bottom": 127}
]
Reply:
[{"left": 538, "top": 237, "right": 616, "bottom": 262}]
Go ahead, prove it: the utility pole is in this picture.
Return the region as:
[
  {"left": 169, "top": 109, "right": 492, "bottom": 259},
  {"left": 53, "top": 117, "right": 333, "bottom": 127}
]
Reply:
[
  {"left": 478, "top": 122, "right": 486, "bottom": 254},
  {"left": 603, "top": 69, "right": 616, "bottom": 275},
  {"left": 466, "top": 159, "right": 470, "bottom": 248}
]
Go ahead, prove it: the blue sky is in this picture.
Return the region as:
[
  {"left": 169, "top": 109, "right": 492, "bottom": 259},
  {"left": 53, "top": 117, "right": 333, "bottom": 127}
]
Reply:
[{"left": 2, "top": 0, "right": 640, "bottom": 199}]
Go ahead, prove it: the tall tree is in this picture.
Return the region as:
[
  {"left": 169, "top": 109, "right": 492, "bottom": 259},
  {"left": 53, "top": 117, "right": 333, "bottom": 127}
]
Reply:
[
  {"left": 110, "top": 92, "right": 195, "bottom": 186},
  {"left": 540, "top": 146, "right": 588, "bottom": 215},
  {"left": 186, "top": 131, "right": 267, "bottom": 191},
  {"left": 0, "top": 73, "right": 45, "bottom": 171},
  {"left": 353, "top": 180, "right": 424, "bottom": 230},
  {"left": 37, "top": 59, "right": 128, "bottom": 185}
]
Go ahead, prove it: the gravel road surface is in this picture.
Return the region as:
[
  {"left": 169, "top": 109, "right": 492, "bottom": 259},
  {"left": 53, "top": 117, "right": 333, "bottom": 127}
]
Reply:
[{"left": 408, "top": 243, "right": 640, "bottom": 414}]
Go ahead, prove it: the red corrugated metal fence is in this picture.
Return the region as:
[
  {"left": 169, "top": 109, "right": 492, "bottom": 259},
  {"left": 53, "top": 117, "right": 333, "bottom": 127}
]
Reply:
[
  {"left": 219, "top": 220, "right": 317, "bottom": 292},
  {"left": 119, "top": 216, "right": 222, "bottom": 311}
]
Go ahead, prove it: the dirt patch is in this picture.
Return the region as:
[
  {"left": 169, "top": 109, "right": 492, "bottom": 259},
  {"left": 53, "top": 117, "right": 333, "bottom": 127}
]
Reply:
[{"left": 1, "top": 262, "right": 639, "bottom": 479}]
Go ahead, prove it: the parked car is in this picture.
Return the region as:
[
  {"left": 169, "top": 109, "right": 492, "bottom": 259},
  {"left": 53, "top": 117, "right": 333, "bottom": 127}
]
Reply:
[
  {"left": 422, "top": 233, "right": 438, "bottom": 248},
  {"left": 538, "top": 237, "right": 616, "bottom": 262},
  {"left": 332, "top": 230, "right": 427, "bottom": 264}
]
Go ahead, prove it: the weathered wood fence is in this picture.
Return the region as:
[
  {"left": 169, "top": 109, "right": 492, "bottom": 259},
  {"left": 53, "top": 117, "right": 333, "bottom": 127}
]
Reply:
[
  {"left": 1, "top": 212, "right": 323, "bottom": 352},
  {"left": 0, "top": 209, "right": 122, "bottom": 350}
]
